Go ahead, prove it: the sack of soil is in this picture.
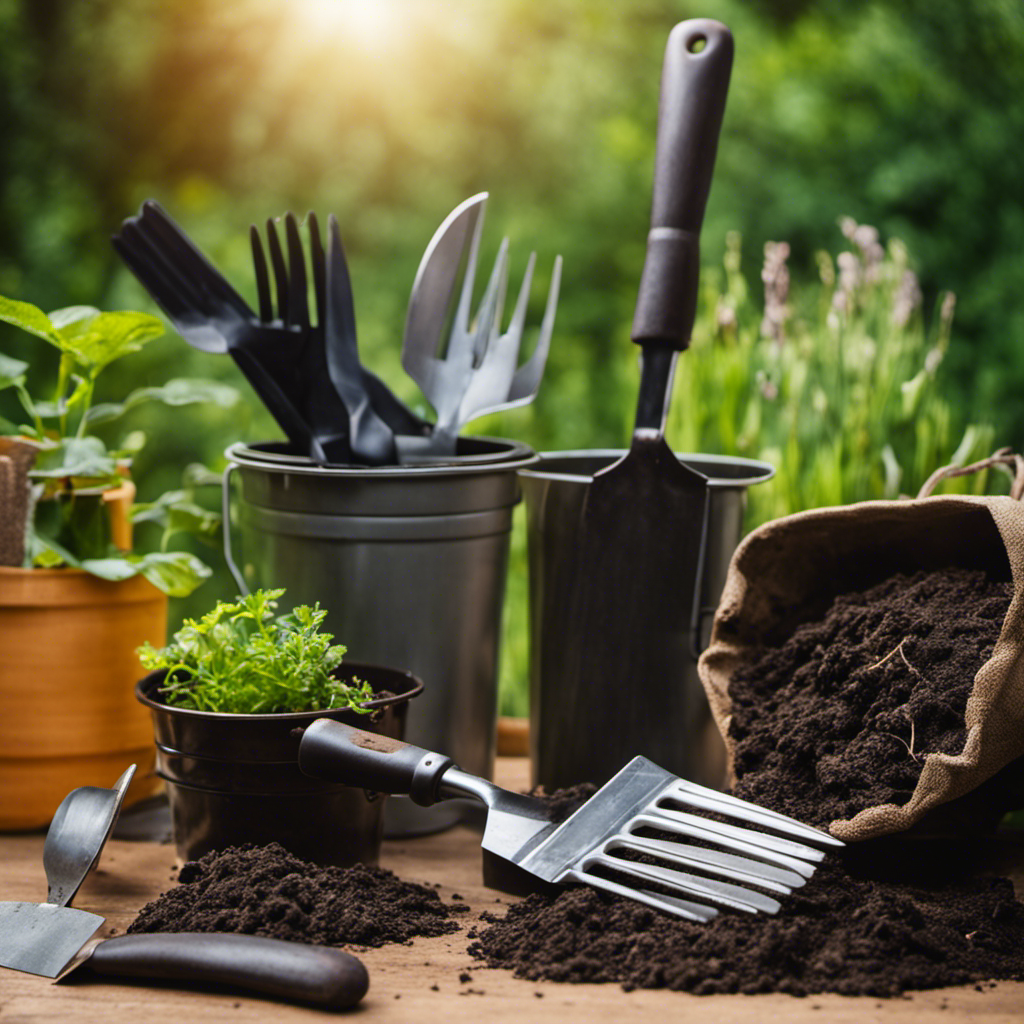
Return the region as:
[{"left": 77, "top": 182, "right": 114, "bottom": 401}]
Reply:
[{"left": 698, "top": 451, "right": 1024, "bottom": 843}]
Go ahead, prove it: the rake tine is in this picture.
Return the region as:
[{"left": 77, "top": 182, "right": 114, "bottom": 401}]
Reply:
[
  {"left": 284, "top": 212, "right": 310, "bottom": 330},
  {"left": 265, "top": 218, "right": 289, "bottom": 323},
  {"left": 632, "top": 810, "right": 821, "bottom": 877},
  {"left": 250, "top": 226, "right": 273, "bottom": 323},
  {"left": 446, "top": 202, "right": 488, "bottom": 363},
  {"left": 470, "top": 239, "right": 510, "bottom": 365},
  {"left": 564, "top": 866, "right": 718, "bottom": 922},
  {"left": 587, "top": 852, "right": 780, "bottom": 915},
  {"left": 507, "top": 254, "right": 562, "bottom": 404},
  {"left": 307, "top": 211, "right": 326, "bottom": 329},
  {"left": 503, "top": 249, "right": 536, "bottom": 351},
  {"left": 661, "top": 780, "right": 845, "bottom": 847},
  {"left": 605, "top": 834, "right": 807, "bottom": 894},
  {"left": 118, "top": 222, "right": 212, "bottom": 323}
]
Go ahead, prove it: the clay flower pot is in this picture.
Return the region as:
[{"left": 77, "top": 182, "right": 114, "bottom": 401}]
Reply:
[
  {"left": 135, "top": 664, "right": 424, "bottom": 866},
  {"left": 0, "top": 566, "right": 167, "bottom": 830}
]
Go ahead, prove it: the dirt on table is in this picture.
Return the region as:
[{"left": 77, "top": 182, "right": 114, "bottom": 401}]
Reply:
[
  {"left": 127, "top": 842, "right": 466, "bottom": 947},
  {"left": 466, "top": 566, "right": 1024, "bottom": 996},
  {"left": 725, "top": 566, "right": 1013, "bottom": 827}
]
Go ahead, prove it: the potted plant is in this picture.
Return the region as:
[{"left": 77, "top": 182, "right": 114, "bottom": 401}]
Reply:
[
  {"left": 134, "top": 588, "right": 423, "bottom": 866},
  {"left": 0, "top": 291, "right": 237, "bottom": 829}
]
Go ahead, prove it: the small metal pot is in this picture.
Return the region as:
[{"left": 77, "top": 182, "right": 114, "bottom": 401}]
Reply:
[{"left": 135, "top": 663, "right": 423, "bottom": 866}]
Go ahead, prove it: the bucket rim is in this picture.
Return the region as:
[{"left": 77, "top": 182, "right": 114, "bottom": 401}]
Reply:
[
  {"left": 225, "top": 437, "right": 538, "bottom": 478},
  {"left": 518, "top": 449, "right": 776, "bottom": 487}
]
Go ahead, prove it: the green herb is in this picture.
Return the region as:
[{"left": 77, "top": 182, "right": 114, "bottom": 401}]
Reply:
[
  {"left": 137, "top": 588, "right": 375, "bottom": 715},
  {"left": 0, "top": 292, "right": 239, "bottom": 594}
]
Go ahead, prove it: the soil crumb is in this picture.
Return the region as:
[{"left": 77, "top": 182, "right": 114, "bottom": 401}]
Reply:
[
  {"left": 127, "top": 842, "right": 461, "bottom": 947},
  {"left": 726, "top": 567, "right": 1012, "bottom": 826}
]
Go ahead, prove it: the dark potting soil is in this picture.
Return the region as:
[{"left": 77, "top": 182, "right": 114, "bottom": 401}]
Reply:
[
  {"left": 726, "top": 566, "right": 1013, "bottom": 827},
  {"left": 127, "top": 842, "right": 464, "bottom": 947},
  {"left": 466, "top": 857, "right": 1024, "bottom": 996}
]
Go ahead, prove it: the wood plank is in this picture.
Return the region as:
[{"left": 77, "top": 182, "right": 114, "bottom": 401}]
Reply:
[{"left": 1, "top": 758, "right": 1022, "bottom": 1022}]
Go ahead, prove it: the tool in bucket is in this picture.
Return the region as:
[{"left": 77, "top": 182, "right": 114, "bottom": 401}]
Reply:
[
  {"left": 564, "top": 20, "right": 733, "bottom": 788},
  {"left": 0, "top": 770, "right": 369, "bottom": 1007},
  {"left": 299, "top": 719, "right": 844, "bottom": 921}
]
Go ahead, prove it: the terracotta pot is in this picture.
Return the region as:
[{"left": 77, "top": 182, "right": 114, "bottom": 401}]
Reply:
[
  {"left": 0, "top": 567, "right": 167, "bottom": 830},
  {"left": 136, "top": 664, "right": 424, "bottom": 866}
]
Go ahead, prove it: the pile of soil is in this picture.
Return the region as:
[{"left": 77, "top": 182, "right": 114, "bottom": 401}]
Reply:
[
  {"left": 726, "top": 567, "right": 1013, "bottom": 826},
  {"left": 128, "top": 842, "right": 465, "bottom": 947},
  {"left": 467, "top": 858, "right": 1024, "bottom": 996}
]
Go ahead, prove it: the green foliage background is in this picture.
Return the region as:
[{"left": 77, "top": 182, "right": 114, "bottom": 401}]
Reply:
[{"left": 2, "top": 0, "right": 1022, "bottom": 715}]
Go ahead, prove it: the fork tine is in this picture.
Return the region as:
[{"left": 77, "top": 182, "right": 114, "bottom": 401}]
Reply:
[
  {"left": 507, "top": 254, "right": 562, "bottom": 404},
  {"left": 564, "top": 866, "right": 718, "bottom": 922},
  {"left": 265, "top": 218, "right": 289, "bottom": 323},
  {"left": 605, "top": 834, "right": 808, "bottom": 894},
  {"left": 117, "top": 222, "right": 208, "bottom": 319},
  {"left": 660, "top": 780, "right": 845, "bottom": 847},
  {"left": 250, "top": 226, "right": 273, "bottom": 323},
  {"left": 284, "top": 212, "right": 310, "bottom": 330},
  {"left": 470, "top": 238, "right": 509, "bottom": 364},
  {"left": 504, "top": 249, "right": 536, "bottom": 348},
  {"left": 586, "top": 852, "right": 781, "bottom": 915},
  {"left": 307, "top": 211, "right": 326, "bottom": 329}
]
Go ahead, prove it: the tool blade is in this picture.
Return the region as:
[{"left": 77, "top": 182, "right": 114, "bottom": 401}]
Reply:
[{"left": 0, "top": 902, "right": 103, "bottom": 978}]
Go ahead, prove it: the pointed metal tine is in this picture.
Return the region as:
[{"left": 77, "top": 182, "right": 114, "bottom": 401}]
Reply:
[
  {"left": 507, "top": 253, "right": 561, "bottom": 403},
  {"left": 563, "top": 866, "right": 717, "bottom": 923},
  {"left": 451, "top": 196, "right": 487, "bottom": 337},
  {"left": 633, "top": 810, "right": 822, "bottom": 877},
  {"left": 265, "top": 218, "right": 288, "bottom": 323},
  {"left": 284, "top": 212, "right": 309, "bottom": 330},
  {"left": 607, "top": 834, "right": 807, "bottom": 895},
  {"left": 250, "top": 225, "right": 273, "bottom": 323},
  {"left": 663, "top": 780, "right": 845, "bottom": 848},
  {"left": 471, "top": 239, "right": 510, "bottom": 364},
  {"left": 589, "top": 852, "right": 780, "bottom": 915},
  {"left": 307, "top": 211, "right": 326, "bottom": 330},
  {"left": 505, "top": 249, "right": 536, "bottom": 345}
]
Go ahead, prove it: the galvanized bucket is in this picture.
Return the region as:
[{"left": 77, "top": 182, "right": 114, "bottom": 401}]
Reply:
[
  {"left": 222, "top": 437, "right": 538, "bottom": 835},
  {"left": 519, "top": 450, "right": 774, "bottom": 793}
]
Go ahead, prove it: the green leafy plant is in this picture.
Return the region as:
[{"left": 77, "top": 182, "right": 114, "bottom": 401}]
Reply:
[
  {"left": 138, "top": 588, "right": 374, "bottom": 714},
  {"left": 0, "top": 292, "right": 239, "bottom": 594}
]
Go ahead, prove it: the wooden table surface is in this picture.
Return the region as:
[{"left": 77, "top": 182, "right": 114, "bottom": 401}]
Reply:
[{"left": 2, "top": 758, "right": 1023, "bottom": 1023}]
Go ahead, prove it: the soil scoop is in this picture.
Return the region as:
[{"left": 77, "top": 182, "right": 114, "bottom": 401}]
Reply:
[{"left": 552, "top": 20, "right": 733, "bottom": 789}]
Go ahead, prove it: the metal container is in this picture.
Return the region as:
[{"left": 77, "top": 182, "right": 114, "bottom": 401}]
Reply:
[
  {"left": 519, "top": 450, "right": 774, "bottom": 793},
  {"left": 222, "top": 437, "right": 537, "bottom": 834},
  {"left": 136, "top": 663, "right": 422, "bottom": 865}
]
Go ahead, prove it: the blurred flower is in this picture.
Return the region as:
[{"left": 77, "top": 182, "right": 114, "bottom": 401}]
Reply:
[
  {"left": 760, "top": 240, "right": 791, "bottom": 343},
  {"left": 891, "top": 268, "right": 922, "bottom": 328}
]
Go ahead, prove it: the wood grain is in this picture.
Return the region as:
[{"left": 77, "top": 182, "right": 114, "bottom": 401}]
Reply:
[{"left": 1, "top": 758, "right": 1022, "bottom": 1022}]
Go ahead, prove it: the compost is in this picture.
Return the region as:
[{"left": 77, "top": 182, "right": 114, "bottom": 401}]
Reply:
[
  {"left": 466, "top": 858, "right": 1024, "bottom": 996},
  {"left": 726, "top": 566, "right": 1013, "bottom": 826},
  {"left": 127, "top": 842, "right": 464, "bottom": 947}
]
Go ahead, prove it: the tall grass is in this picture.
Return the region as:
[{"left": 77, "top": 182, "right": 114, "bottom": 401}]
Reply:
[{"left": 666, "top": 218, "right": 998, "bottom": 529}]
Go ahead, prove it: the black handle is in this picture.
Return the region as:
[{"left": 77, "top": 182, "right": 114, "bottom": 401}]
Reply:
[
  {"left": 298, "top": 718, "right": 455, "bottom": 806},
  {"left": 85, "top": 933, "right": 368, "bottom": 1010},
  {"left": 631, "top": 19, "right": 734, "bottom": 348}
]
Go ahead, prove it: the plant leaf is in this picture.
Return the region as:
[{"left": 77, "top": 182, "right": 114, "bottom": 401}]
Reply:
[
  {"left": 0, "top": 294, "right": 62, "bottom": 345},
  {"left": 29, "top": 436, "right": 119, "bottom": 480},
  {"left": 83, "top": 378, "right": 240, "bottom": 425},
  {"left": 54, "top": 310, "right": 164, "bottom": 373},
  {"left": 0, "top": 351, "right": 29, "bottom": 389}
]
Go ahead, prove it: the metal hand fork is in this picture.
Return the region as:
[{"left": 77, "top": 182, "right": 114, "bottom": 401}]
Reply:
[
  {"left": 402, "top": 193, "right": 561, "bottom": 456},
  {"left": 299, "top": 721, "right": 843, "bottom": 922},
  {"left": 43, "top": 765, "right": 136, "bottom": 908}
]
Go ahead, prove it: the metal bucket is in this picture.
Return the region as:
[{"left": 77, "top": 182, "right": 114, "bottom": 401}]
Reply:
[
  {"left": 222, "top": 437, "right": 538, "bottom": 835},
  {"left": 519, "top": 450, "right": 774, "bottom": 793}
]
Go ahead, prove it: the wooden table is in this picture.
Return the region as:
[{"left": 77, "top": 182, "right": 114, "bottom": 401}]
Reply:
[{"left": 2, "top": 758, "right": 1022, "bottom": 1023}]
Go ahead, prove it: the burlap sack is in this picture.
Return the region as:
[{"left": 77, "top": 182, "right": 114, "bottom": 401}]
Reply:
[{"left": 698, "top": 455, "right": 1024, "bottom": 842}]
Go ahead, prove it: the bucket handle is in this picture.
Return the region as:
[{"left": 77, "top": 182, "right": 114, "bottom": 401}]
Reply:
[{"left": 221, "top": 462, "right": 251, "bottom": 596}]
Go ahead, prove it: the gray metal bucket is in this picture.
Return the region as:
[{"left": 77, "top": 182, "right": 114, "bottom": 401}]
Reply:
[
  {"left": 519, "top": 450, "right": 774, "bottom": 793},
  {"left": 222, "top": 436, "right": 538, "bottom": 835}
]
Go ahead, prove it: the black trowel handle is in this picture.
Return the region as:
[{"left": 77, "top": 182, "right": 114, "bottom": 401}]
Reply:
[
  {"left": 299, "top": 718, "right": 455, "bottom": 807},
  {"left": 631, "top": 19, "right": 734, "bottom": 348}
]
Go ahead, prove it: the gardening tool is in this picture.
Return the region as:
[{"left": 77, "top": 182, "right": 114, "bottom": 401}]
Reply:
[
  {"left": 0, "top": 777, "right": 370, "bottom": 1008},
  {"left": 401, "top": 193, "right": 562, "bottom": 457},
  {"left": 559, "top": 19, "right": 734, "bottom": 788},
  {"left": 251, "top": 211, "right": 396, "bottom": 465},
  {"left": 299, "top": 719, "right": 844, "bottom": 921},
  {"left": 43, "top": 764, "right": 135, "bottom": 908},
  {"left": 112, "top": 202, "right": 322, "bottom": 459}
]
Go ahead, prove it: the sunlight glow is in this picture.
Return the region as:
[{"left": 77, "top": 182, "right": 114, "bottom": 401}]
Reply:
[{"left": 291, "top": 0, "right": 409, "bottom": 51}]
